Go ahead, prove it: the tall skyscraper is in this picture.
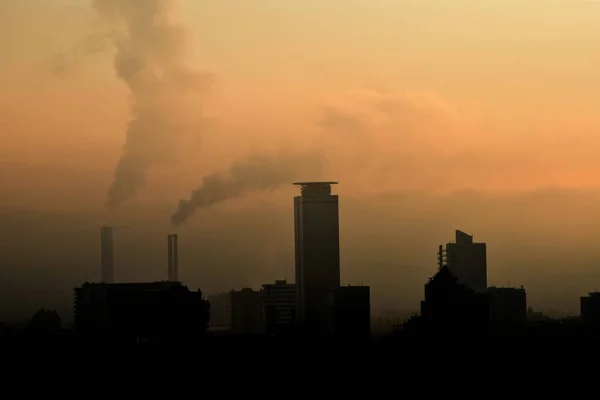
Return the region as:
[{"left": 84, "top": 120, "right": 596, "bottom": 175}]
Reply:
[
  {"left": 293, "top": 181, "right": 340, "bottom": 334},
  {"left": 437, "top": 230, "right": 487, "bottom": 292},
  {"left": 100, "top": 226, "right": 114, "bottom": 283},
  {"left": 167, "top": 234, "right": 179, "bottom": 281}
]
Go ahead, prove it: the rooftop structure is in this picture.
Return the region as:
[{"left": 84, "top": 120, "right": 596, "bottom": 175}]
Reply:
[{"left": 293, "top": 182, "right": 338, "bottom": 197}]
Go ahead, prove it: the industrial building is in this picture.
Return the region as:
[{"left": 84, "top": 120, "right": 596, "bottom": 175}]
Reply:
[
  {"left": 293, "top": 181, "right": 340, "bottom": 335},
  {"left": 73, "top": 281, "right": 210, "bottom": 340},
  {"left": 262, "top": 280, "right": 296, "bottom": 336},
  {"left": 437, "top": 230, "right": 487, "bottom": 293}
]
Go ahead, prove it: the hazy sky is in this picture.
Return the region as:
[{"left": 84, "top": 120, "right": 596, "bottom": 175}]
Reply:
[{"left": 1, "top": 0, "right": 600, "bottom": 320}]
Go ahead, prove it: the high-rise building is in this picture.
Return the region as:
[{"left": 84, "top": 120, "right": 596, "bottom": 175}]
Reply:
[
  {"left": 437, "top": 230, "right": 487, "bottom": 293},
  {"left": 293, "top": 181, "right": 340, "bottom": 334},
  {"left": 100, "top": 226, "right": 114, "bottom": 283},
  {"left": 262, "top": 280, "right": 296, "bottom": 336}
]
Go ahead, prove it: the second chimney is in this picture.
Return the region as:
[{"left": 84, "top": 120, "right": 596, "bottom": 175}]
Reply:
[
  {"left": 167, "top": 233, "right": 179, "bottom": 282},
  {"left": 173, "top": 234, "right": 179, "bottom": 282},
  {"left": 167, "top": 234, "right": 174, "bottom": 281}
]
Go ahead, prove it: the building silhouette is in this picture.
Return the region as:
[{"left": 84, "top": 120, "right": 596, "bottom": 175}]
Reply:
[
  {"left": 230, "top": 288, "right": 264, "bottom": 335},
  {"left": 437, "top": 230, "right": 487, "bottom": 293},
  {"left": 488, "top": 286, "right": 527, "bottom": 329},
  {"left": 293, "top": 181, "right": 340, "bottom": 335},
  {"left": 207, "top": 292, "right": 232, "bottom": 329},
  {"left": 100, "top": 226, "right": 114, "bottom": 283},
  {"left": 581, "top": 292, "right": 600, "bottom": 327},
  {"left": 74, "top": 281, "right": 209, "bottom": 340},
  {"left": 420, "top": 265, "right": 489, "bottom": 336},
  {"left": 331, "top": 286, "right": 371, "bottom": 339},
  {"left": 262, "top": 280, "right": 296, "bottom": 336}
]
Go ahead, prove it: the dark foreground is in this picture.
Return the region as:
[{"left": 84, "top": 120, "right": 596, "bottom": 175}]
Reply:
[{"left": 3, "top": 321, "right": 600, "bottom": 362}]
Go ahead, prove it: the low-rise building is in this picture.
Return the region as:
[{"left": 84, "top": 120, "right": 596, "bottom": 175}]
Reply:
[{"left": 262, "top": 280, "right": 296, "bottom": 336}]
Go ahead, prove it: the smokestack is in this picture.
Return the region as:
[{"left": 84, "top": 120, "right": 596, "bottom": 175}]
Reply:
[
  {"left": 167, "top": 234, "right": 174, "bottom": 281},
  {"left": 100, "top": 226, "right": 114, "bottom": 283},
  {"left": 167, "top": 233, "right": 179, "bottom": 282},
  {"left": 173, "top": 234, "right": 179, "bottom": 282}
]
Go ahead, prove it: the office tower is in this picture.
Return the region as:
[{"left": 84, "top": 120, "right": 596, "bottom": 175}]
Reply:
[
  {"left": 100, "top": 226, "right": 114, "bottom": 283},
  {"left": 293, "top": 181, "right": 340, "bottom": 334},
  {"left": 437, "top": 230, "right": 487, "bottom": 293},
  {"left": 167, "top": 234, "right": 179, "bottom": 281},
  {"left": 262, "top": 280, "right": 296, "bottom": 336}
]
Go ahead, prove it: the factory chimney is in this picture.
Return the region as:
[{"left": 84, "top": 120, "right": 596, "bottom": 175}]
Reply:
[
  {"left": 167, "top": 234, "right": 179, "bottom": 282},
  {"left": 100, "top": 226, "right": 114, "bottom": 283},
  {"left": 168, "top": 234, "right": 174, "bottom": 281},
  {"left": 173, "top": 234, "right": 179, "bottom": 282}
]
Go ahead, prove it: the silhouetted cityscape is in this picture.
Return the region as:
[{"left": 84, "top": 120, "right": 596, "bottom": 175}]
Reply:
[{"left": 3, "top": 181, "right": 600, "bottom": 358}]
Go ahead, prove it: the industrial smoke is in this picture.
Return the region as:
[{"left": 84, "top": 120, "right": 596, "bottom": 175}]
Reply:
[
  {"left": 171, "top": 151, "right": 326, "bottom": 226},
  {"left": 93, "top": 0, "right": 214, "bottom": 209}
]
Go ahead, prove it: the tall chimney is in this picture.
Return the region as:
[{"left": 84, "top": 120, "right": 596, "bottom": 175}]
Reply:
[
  {"left": 167, "top": 234, "right": 174, "bottom": 281},
  {"left": 173, "top": 234, "right": 179, "bottom": 282},
  {"left": 100, "top": 226, "right": 114, "bottom": 283}
]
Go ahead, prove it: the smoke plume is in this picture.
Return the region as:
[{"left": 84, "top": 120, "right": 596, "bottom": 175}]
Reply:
[
  {"left": 93, "top": 0, "right": 214, "bottom": 209},
  {"left": 171, "top": 150, "right": 326, "bottom": 226}
]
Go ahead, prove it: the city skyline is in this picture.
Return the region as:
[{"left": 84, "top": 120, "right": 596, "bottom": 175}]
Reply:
[{"left": 3, "top": 0, "right": 600, "bottom": 323}]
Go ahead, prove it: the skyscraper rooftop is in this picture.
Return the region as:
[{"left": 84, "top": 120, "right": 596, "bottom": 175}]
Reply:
[{"left": 293, "top": 182, "right": 338, "bottom": 197}]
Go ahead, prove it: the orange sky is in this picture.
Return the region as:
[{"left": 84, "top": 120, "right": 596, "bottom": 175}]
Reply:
[
  {"left": 1, "top": 0, "right": 600, "bottom": 208},
  {"left": 3, "top": 1, "right": 600, "bottom": 316}
]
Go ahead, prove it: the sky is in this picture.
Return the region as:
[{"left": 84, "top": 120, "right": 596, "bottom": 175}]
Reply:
[{"left": 1, "top": 0, "right": 600, "bottom": 321}]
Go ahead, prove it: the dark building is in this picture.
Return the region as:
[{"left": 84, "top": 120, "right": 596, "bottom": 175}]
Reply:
[
  {"left": 230, "top": 288, "right": 264, "bottom": 335},
  {"left": 293, "top": 181, "right": 340, "bottom": 335},
  {"left": 74, "top": 281, "right": 209, "bottom": 340},
  {"left": 437, "top": 230, "right": 487, "bottom": 293},
  {"left": 330, "top": 286, "right": 371, "bottom": 339},
  {"left": 262, "top": 280, "right": 296, "bottom": 336},
  {"left": 28, "top": 309, "right": 62, "bottom": 332},
  {"left": 167, "top": 233, "right": 179, "bottom": 281},
  {"left": 100, "top": 226, "right": 114, "bottom": 283},
  {"left": 488, "top": 286, "right": 527, "bottom": 329},
  {"left": 581, "top": 292, "right": 600, "bottom": 326},
  {"left": 207, "top": 292, "right": 232, "bottom": 329},
  {"left": 420, "top": 266, "right": 489, "bottom": 336}
]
